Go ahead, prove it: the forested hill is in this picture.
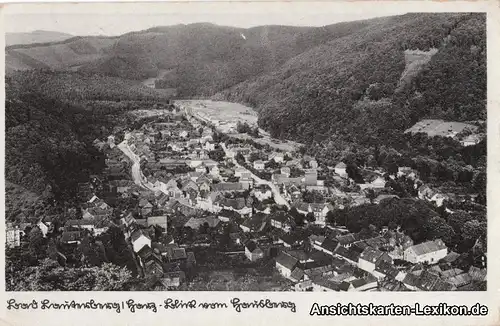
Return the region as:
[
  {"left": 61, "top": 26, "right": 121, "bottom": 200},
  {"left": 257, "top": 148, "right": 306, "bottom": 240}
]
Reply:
[
  {"left": 215, "top": 13, "right": 486, "bottom": 149},
  {"left": 6, "top": 19, "right": 385, "bottom": 96},
  {"left": 4, "top": 71, "right": 172, "bottom": 208}
]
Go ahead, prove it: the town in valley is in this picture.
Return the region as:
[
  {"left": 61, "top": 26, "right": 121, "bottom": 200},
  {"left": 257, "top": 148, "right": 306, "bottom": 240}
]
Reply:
[{"left": 5, "top": 12, "right": 487, "bottom": 292}]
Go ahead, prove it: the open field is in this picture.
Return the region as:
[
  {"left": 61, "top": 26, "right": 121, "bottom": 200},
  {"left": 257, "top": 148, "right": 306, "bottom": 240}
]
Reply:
[{"left": 177, "top": 100, "right": 303, "bottom": 152}]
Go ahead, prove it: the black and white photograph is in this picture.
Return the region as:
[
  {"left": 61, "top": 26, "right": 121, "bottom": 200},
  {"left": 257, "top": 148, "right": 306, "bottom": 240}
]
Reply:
[{"left": 3, "top": 3, "right": 489, "bottom": 296}]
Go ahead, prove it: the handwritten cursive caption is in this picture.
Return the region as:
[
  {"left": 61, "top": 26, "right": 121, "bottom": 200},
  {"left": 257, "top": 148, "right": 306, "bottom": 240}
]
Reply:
[{"left": 6, "top": 298, "right": 297, "bottom": 313}]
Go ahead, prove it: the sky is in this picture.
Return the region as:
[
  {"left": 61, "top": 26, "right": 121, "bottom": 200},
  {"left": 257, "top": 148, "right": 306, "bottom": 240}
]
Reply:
[{"left": 2, "top": 3, "right": 402, "bottom": 36}]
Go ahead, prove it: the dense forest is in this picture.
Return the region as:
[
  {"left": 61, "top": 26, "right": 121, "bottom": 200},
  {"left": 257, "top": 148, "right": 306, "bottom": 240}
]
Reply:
[
  {"left": 217, "top": 13, "right": 485, "bottom": 144},
  {"left": 216, "top": 13, "right": 486, "bottom": 197},
  {"left": 5, "top": 71, "right": 172, "bottom": 220}
]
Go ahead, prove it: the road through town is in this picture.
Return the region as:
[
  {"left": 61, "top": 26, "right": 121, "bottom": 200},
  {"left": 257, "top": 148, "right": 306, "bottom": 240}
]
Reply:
[{"left": 221, "top": 143, "right": 290, "bottom": 209}]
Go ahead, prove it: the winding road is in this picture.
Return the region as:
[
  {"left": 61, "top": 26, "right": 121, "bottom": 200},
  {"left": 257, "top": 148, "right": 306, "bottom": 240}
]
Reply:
[
  {"left": 118, "top": 139, "right": 157, "bottom": 192},
  {"left": 221, "top": 143, "right": 290, "bottom": 209}
]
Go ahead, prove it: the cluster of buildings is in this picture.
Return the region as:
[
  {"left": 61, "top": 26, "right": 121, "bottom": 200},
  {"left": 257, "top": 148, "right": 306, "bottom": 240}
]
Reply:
[
  {"left": 272, "top": 229, "right": 485, "bottom": 292},
  {"left": 5, "top": 106, "right": 486, "bottom": 292}
]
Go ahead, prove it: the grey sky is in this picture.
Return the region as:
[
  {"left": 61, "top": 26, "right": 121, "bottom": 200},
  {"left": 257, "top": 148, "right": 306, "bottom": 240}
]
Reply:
[{"left": 3, "top": 3, "right": 404, "bottom": 36}]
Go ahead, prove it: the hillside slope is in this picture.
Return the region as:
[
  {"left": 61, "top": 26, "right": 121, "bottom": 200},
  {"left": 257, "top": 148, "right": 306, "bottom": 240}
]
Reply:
[
  {"left": 6, "top": 30, "right": 73, "bottom": 46},
  {"left": 5, "top": 20, "right": 382, "bottom": 96},
  {"left": 215, "top": 13, "right": 486, "bottom": 148}
]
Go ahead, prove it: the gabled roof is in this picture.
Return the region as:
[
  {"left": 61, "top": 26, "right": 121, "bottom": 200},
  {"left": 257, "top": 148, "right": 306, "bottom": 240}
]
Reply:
[
  {"left": 276, "top": 252, "right": 298, "bottom": 270},
  {"left": 360, "top": 247, "right": 384, "bottom": 263},
  {"left": 212, "top": 182, "right": 244, "bottom": 192},
  {"left": 407, "top": 239, "right": 447, "bottom": 256},
  {"left": 131, "top": 229, "right": 151, "bottom": 242},
  {"left": 321, "top": 238, "right": 339, "bottom": 252},
  {"left": 290, "top": 267, "right": 305, "bottom": 282},
  {"left": 335, "top": 246, "right": 361, "bottom": 263},
  {"left": 416, "top": 270, "right": 441, "bottom": 291},
  {"left": 218, "top": 209, "right": 240, "bottom": 219},
  {"left": 375, "top": 260, "right": 399, "bottom": 279},
  {"left": 335, "top": 162, "right": 347, "bottom": 169},
  {"left": 244, "top": 240, "right": 261, "bottom": 253},
  {"left": 61, "top": 231, "right": 82, "bottom": 243}
]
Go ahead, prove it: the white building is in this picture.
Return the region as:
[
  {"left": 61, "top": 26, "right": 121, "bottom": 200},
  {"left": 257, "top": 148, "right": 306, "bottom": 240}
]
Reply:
[
  {"left": 403, "top": 239, "right": 448, "bottom": 264},
  {"left": 131, "top": 230, "right": 152, "bottom": 253},
  {"left": 253, "top": 160, "right": 265, "bottom": 170},
  {"left": 334, "top": 162, "right": 347, "bottom": 178},
  {"left": 6, "top": 225, "right": 21, "bottom": 248}
]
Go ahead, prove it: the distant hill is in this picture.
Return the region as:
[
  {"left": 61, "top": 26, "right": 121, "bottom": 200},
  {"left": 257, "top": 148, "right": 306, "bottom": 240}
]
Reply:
[
  {"left": 5, "top": 20, "right": 379, "bottom": 95},
  {"left": 6, "top": 30, "right": 73, "bottom": 46}
]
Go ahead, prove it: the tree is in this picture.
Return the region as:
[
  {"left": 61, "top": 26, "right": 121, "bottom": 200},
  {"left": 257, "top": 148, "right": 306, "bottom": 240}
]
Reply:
[
  {"left": 461, "top": 220, "right": 486, "bottom": 243},
  {"left": 326, "top": 210, "right": 336, "bottom": 225},
  {"left": 28, "top": 226, "right": 45, "bottom": 259},
  {"left": 423, "top": 216, "right": 455, "bottom": 245},
  {"left": 447, "top": 210, "right": 473, "bottom": 233},
  {"left": 289, "top": 207, "right": 305, "bottom": 227},
  {"left": 306, "top": 212, "right": 316, "bottom": 223},
  {"left": 92, "top": 263, "right": 133, "bottom": 291},
  {"left": 366, "top": 189, "right": 376, "bottom": 204},
  {"left": 208, "top": 147, "right": 225, "bottom": 162},
  {"left": 248, "top": 152, "right": 261, "bottom": 163},
  {"left": 235, "top": 153, "right": 245, "bottom": 163}
]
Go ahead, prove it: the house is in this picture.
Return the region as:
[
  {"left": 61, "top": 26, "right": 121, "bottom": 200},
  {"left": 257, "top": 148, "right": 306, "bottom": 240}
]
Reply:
[
  {"left": 349, "top": 275, "right": 378, "bottom": 292},
  {"left": 415, "top": 270, "right": 441, "bottom": 291},
  {"left": 280, "top": 167, "right": 291, "bottom": 177},
  {"left": 371, "top": 176, "right": 386, "bottom": 189},
  {"left": 309, "top": 160, "right": 318, "bottom": 169},
  {"left": 317, "top": 237, "right": 339, "bottom": 256},
  {"left": 334, "top": 162, "right": 347, "bottom": 178},
  {"left": 418, "top": 185, "right": 436, "bottom": 200},
  {"left": 147, "top": 215, "right": 168, "bottom": 231},
  {"left": 239, "top": 172, "right": 253, "bottom": 190},
  {"left": 37, "top": 220, "right": 50, "bottom": 238},
  {"left": 6, "top": 224, "right": 21, "bottom": 248},
  {"left": 244, "top": 240, "right": 265, "bottom": 262},
  {"left": 309, "top": 234, "right": 326, "bottom": 248},
  {"left": 403, "top": 239, "right": 448, "bottom": 264},
  {"left": 309, "top": 203, "right": 334, "bottom": 225},
  {"left": 275, "top": 252, "right": 299, "bottom": 278},
  {"left": 195, "top": 164, "right": 207, "bottom": 173},
  {"left": 270, "top": 212, "right": 293, "bottom": 232},
  {"left": 234, "top": 167, "right": 247, "bottom": 178},
  {"left": 373, "top": 260, "right": 400, "bottom": 280},
  {"left": 161, "top": 271, "right": 186, "bottom": 289},
  {"left": 254, "top": 187, "right": 273, "bottom": 201},
  {"left": 239, "top": 213, "right": 268, "bottom": 233},
  {"left": 335, "top": 246, "right": 361, "bottom": 265},
  {"left": 196, "top": 191, "right": 221, "bottom": 212},
  {"left": 461, "top": 134, "right": 482, "bottom": 147},
  {"left": 139, "top": 199, "right": 154, "bottom": 216},
  {"left": 131, "top": 229, "right": 152, "bottom": 253},
  {"left": 217, "top": 209, "right": 240, "bottom": 222},
  {"left": 430, "top": 193, "right": 449, "bottom": 207},
  {"left": 337, "top": 233, "right": 358, "bottom": 248},
  {"left": 212, "top": 182, "right": 244, "bottom": 193},
  {"left": 304, "top": 169, "right": 318, "bottom": 186},
  {"left": 401, "top": 272, "right": 420, "bottom": 291},
  {"left": 61, "top": 231, "right": 83, "bottom": 244},
  {"left": 204, "top": 141, "right": 216, "bottom": 151},
  {"left": 358, "top": 247, "right": 391, "bottom": 273},
  {"left": 184, "top": 216, "right": 220, "bottom": 230},
  {"left": 270, "top": 152, "right": 284, "bottom": 163},
  {"left": 219, "top": 197, "right": 252, "bottom": 216},
  {"left": 290, "top": 267, "right": 306, "bottom": 283},
  {"left": 179, "top": 130, "right": 189, "bottom": 139},
  {"left": 278, "top": 233, "right": 304, "bottom": 248},
  {"left": 253, "top": 160, "right": 265, "bottom": 170},
  {"left": 210, "top": 165, "right": 220, "bottom": 177}
]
